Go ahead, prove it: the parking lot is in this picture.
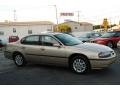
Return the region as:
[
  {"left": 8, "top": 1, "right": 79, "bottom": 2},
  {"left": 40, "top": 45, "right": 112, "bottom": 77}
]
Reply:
[{"left": 0, "top": 48, "right": 120, "bottom": 85}]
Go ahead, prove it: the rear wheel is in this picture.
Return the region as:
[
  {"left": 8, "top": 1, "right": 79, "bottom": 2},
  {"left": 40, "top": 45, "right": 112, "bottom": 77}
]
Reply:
[
  {"left": 13, "top": 53, "right": 26, "bottom": 67},
  {"left": 70, "top": 55, "right": 91, "bottom": 74}
]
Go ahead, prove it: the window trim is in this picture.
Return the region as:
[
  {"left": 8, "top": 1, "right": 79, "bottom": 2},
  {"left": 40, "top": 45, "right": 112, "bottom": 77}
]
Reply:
[{"left": 21, "top": 35, "right": 41, "bottom": 45}]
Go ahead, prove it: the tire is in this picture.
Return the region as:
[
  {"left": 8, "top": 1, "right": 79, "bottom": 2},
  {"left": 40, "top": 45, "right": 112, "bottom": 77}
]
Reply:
[
  {"left": 70, "top": 55, "right": 91, "bottom": 74},
  {"left": 13, "top": 53, "right": 26, "bottom": 67},
  {"left": 107, "top": 42, "right": 113, "bottom": 48}
]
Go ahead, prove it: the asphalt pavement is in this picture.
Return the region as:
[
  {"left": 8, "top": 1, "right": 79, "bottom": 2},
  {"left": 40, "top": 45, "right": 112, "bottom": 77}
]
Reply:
[{"left": 0, "top": 48, "right": 119, "bottom": 85}]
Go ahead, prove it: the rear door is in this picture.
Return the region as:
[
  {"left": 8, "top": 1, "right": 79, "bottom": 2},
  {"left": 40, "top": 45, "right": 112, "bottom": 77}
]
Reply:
[{"left": 20, "top": 35, "right": 43, "bottom": 62}]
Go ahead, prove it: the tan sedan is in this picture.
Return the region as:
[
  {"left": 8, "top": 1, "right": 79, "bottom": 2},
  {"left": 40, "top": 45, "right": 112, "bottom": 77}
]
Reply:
[{"left": 4, "top": 33, "right": 116, "bottom": 74}]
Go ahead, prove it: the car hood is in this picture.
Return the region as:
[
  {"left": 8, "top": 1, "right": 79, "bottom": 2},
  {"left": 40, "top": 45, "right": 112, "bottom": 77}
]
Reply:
[{"left": 74, "top": 43, "right": 113, "bottom": 52}]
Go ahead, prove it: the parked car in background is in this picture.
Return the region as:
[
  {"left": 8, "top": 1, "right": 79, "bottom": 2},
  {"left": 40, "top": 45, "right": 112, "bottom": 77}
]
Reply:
[
  {"left": 0, "top": 36, "right": 8, "bottom": 48},
  {"left": 0, "top": 35, "right": 20, "bottom": 48},
  {"left": 72, "top": 32, "right": 102, "bottom": 42},
  {"left": 91, "top": 31, "right": 120, "bottom": 48},
  {"left": 9, "top": 36, "right": 19, "bottom": 43},
  {"left": 4, "top": 33, "right": 116, "bottom": 74},
  {"left": 0, "top": 40, "right": 3, "bottom": 48}
]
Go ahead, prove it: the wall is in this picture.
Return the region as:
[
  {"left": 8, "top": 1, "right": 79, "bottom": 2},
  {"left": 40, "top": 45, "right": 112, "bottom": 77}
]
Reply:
[
  {"left": 63, "top": 22, "right": 93, "bottom": 32},
  {"left": 0, "top": 24, "right": 53, "bottom": 38}
]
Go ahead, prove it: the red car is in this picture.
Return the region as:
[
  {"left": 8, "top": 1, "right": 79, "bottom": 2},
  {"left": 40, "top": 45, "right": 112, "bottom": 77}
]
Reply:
[
  {"left": 9, "top": 36, "right": 19, "bottom": 43},
  {"left": 92, "top": 31, "right": 120, "bottom": 48}
]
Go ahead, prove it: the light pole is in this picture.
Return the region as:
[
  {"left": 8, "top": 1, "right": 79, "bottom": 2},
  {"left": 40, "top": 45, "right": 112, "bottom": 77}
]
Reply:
[
  {"left": 13, "top": 9, "right": 17, "bottom": 22},
  {"left": 49, "top": 5, "right": 59, "bottom": 32}
]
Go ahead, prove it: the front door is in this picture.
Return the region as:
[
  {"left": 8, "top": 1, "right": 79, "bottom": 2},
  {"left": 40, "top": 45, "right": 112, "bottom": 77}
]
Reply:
[{"left": 39, "top": 35, "right": 67, "bottom": 66}]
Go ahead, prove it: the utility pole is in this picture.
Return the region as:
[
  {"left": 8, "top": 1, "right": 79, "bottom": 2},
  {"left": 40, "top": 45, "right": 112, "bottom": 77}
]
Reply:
[
  {"left": 13, "top": 9, "right": 17, "bottom": 22},
  {"left": 53, "top": 5, "right": 59, "bottom": 32},
  {"left": 77, "top": 11, "right": 80, "bottom": 23}
]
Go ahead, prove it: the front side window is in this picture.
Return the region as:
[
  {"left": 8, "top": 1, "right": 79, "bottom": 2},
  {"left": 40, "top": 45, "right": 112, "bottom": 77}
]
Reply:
[
  {"left": 21, "top": 35, "right": 39, "bottom": 45},
  {"left": 54, "top": 34, "right": 82, "bottom": 46},
  {"left": 41, "top": 35, "right": 59, "bottom": 46}
]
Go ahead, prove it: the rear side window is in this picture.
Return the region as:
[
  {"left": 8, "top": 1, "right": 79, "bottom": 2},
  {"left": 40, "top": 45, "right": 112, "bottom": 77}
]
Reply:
[{"left": 21, "top": 35, "right": 40, "bottom": 45}]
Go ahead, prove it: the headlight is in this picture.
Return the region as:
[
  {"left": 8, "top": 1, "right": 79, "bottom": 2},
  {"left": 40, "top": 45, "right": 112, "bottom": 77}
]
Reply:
[{"left": 98, "top": 51, "right": 112, "bottom": 58}]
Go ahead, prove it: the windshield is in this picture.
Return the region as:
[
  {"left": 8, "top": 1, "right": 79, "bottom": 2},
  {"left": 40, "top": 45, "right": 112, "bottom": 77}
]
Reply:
[
  {"left": 101, "top": 32, "right": 116, "bottom": 38},
  {"left": 54, "top": 34, "right": 83, "bottom": 46}
]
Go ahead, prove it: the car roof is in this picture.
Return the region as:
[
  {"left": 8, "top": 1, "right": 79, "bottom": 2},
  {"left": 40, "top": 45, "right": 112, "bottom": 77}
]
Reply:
[{"left": 24, "top": 32, "right": 63, "bottom": 37}]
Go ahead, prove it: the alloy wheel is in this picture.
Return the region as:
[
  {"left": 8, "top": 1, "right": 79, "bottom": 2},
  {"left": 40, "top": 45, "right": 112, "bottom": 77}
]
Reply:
[
  {"left": 73, "top": 58, "right": 86, "bottom": 73},
  {"left": 14, "top": 54, "right": 24, "bottom": 66}
]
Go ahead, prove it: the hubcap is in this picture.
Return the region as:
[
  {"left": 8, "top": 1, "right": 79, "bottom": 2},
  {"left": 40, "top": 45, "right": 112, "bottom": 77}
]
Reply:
[
  {"left": 15, "top": 55, "right": 23, "bottom": 65},
  {"left": 73, "top": 58, "right": 86, "bottom": 73}
]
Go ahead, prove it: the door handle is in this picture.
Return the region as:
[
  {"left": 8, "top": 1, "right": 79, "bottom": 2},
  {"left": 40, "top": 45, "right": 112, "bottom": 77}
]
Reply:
[{"left": 40, "top": 48, "right": 45, "bottom": 51}]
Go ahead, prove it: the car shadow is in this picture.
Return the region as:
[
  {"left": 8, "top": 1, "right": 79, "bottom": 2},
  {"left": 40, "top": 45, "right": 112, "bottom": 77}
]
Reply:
[{"left": 14, "top": 63, "right": 116, "bottom": 76}]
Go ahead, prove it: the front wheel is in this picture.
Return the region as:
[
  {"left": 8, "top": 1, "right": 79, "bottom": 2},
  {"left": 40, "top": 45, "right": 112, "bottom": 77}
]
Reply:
[
  {"left": 13, "top": 53, "right": 26, "bottom": 67},
  {"left": 70, "top": 55, "right": 91, "bottom": 74}
]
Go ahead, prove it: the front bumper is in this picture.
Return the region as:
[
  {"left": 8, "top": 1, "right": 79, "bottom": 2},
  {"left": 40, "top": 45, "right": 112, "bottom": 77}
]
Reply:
[{"left": 90, "top": 57, "right": 116, "bottom": 69}]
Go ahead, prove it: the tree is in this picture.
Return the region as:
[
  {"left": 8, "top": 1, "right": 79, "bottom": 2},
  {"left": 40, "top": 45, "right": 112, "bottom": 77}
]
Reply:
[
  {"left": 54, "top": 24, "right": 71, "bottom": 33},
  {"left": 93, "top": 25, "right": 103, "bottom": 29},
  {"left": 103, "top": 18, "right": 109, "bottom": 31}
]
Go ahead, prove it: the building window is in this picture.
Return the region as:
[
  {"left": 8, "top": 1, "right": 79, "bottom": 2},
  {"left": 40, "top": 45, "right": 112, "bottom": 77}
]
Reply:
[
  {"left": 47, "top": 29, "right": 51, "bottom": 31},
  {"left": 0, "top": 32, "right": 4, "bottom": 35},
  {"left": 28, "top": 30, "right": 32, "bottom": 34},
  {"left": 80, "top": 24, "right": 82, "bottom": 26},
  {"left": 75, "top": 27, "right": 78, "bottom": 29},
  {"left": 13, "top": 28, "right": 16, "bottom": 33}
]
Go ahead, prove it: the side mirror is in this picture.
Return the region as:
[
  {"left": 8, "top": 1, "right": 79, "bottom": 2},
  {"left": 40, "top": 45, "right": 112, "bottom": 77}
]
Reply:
[{"left": 53, "top": 43, "right": 61, "bottom": 48}]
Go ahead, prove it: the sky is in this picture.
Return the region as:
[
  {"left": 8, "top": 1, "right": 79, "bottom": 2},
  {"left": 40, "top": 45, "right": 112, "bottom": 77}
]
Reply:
[{"left": 0, "top": 0, "right": 120, "bottom": 25}]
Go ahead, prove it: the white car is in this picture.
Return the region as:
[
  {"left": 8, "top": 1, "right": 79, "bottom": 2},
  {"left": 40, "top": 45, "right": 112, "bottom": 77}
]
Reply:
[{"left": 117, "top": 41, "right": 120, "bottom": 47}]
